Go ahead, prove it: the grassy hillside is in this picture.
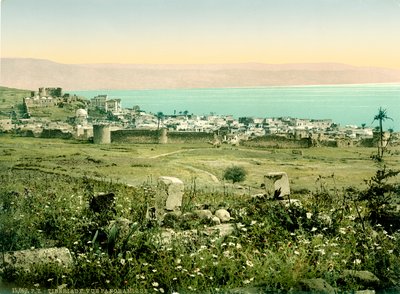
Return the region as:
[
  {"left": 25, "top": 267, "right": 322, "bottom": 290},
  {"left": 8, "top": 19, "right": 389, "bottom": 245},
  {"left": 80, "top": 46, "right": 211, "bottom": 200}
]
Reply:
[
  {"left": 0, "top": 86, "right": 31, "bottom": 119},
  {"left": 0, "top": 86, "right": 87, "bottom": 121}
]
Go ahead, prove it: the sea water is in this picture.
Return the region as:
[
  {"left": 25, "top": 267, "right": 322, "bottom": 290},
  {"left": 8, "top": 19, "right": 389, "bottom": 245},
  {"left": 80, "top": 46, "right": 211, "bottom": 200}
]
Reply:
[{"left": 72, "top": 84, "right": 400, "bottom": 130}]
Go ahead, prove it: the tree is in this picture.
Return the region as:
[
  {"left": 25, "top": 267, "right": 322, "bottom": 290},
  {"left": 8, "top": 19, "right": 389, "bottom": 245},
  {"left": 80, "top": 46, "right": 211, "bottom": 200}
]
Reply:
[
  {"left": 223, "top": 166, "right": 247, "bottom": 184},
  {"left": 156, "top": 112, "right": 164, "bottom": 130},
  {"left": 373, "top": 107, "right": 393, "bottom": 160}
]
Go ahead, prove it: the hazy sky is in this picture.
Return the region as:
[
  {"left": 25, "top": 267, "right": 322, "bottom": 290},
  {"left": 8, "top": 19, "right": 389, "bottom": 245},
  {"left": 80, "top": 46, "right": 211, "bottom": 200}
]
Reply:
[{"left": 1, "top": 0, "right": 400, "bottom": 67}]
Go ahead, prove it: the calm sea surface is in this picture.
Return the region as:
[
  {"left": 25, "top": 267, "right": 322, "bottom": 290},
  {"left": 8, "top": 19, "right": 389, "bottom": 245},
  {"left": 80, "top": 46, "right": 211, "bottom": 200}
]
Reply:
[{"left": 72, "top": 84, "right": 400, "bottom": 130}]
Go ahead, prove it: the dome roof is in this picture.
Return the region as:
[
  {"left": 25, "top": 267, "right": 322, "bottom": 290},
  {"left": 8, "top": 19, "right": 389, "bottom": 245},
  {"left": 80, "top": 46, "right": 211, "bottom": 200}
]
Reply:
[{"left": 76, "top": 109, "right": 88, "bottom": 117}]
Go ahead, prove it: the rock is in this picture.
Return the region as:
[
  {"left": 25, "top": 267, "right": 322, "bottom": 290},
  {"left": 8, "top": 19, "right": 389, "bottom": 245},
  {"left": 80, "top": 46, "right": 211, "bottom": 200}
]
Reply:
[
  {"left": 2, "top": 247, "right": 73, "bottom": 274},
  {"left": 299, "top": 278, "right": 335, "bottom": 294},
  {"left": 215, "top": 209, "right": 231, "bottom": 222},
  {"left": 264, "top": 172, "right": 290, "bottom": 198},
  {"left": 203, "top": 224, "right": 235, "bottom": 237},
  {"left": 159, "top": 228, "right": 198, "bottom": 245},
  {"left": 211, "top": 216, "right": 221, "bottom": 225},
  {"left": 194, "top": 209, "right": 213, "bottom": 220},
  {"left": 147, "top": 176, "right": 184, "bottom": 222},
  {"left": 158, "top": 176, "right": 184, "bottom": 211},
  {"left": 341, "top": 270, "right": 380, "bottom": 289}
]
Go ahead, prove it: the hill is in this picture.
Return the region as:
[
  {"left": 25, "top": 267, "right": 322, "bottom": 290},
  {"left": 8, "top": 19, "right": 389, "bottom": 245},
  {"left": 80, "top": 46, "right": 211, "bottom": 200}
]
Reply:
[
  {"left": 0, "top": 86, "right": 31, "bottom": 119},
  {"left": 1, "top": 58, "right": 400, "bottom": 90},
  {"left": 0, "top": 86, "right": 86, "bottom": 121}
]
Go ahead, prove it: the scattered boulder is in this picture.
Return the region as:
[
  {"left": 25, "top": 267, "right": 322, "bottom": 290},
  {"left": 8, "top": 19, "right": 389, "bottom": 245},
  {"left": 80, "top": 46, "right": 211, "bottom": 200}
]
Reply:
[
  {"left": 215, "top": 209, "right": 231, "bottom": 223},
  {"left": 211, "top": 216, "right": 221, "bottom": 225},
  {"left": 298, "top": 278, "right": 335, "bottom": 294},
  {"left": 158, "top": 176, "right": 184, "bottom": 211},
  {"left": 203, "top": 223, "right": 235, "bottom": 237},
  {"left": 264, "top": 172, "right": 290, "bottom": 198},
  {"left": 194, "top": 209, "right": 213, "bottom": 220},
  {"left": 147, "top": 176, "right": 184, "bottom": 222},
  {"left": 2, "top": 247, "right": 73, "bottom": 275}
]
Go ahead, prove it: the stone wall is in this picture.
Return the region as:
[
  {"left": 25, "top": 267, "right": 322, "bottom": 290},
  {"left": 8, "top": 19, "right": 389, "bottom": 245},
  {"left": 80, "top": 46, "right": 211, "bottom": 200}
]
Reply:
[
  {"left": 111, "top": 129, "right": 161, "bottom": 144},
  {"left": 111, "top": 129, "right": 214, "bottom": 144},
  {"left": 168, "top": 131, "right": 214, "bottom": 144},
  {"left": 242, "top": 135, "right": 311, "bottom": 149}
]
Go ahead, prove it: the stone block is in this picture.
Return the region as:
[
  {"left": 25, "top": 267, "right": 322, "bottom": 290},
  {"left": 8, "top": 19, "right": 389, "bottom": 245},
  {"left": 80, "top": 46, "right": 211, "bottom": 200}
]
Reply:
[
  {"left": 158, "top": 176, "right": 184, "bottom": 211},
  {"left": 194, "top": 209, "right": 213, "bottom": 220},
  {"left": 147, "top": 176, "right": 184, "bottom": 222},
  {"left": 215, "top": 209, "right": 231, "bottom": 223},
  {"left": 264, "top": 172, "right": 290, "bottom": 198},
  {"left": 2, "top": 247, "right": 73, "bottom": 274}
]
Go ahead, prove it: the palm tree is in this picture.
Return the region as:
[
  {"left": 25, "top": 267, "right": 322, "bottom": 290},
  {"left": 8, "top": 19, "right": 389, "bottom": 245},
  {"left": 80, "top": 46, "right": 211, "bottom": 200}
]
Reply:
[
  {"left": 373, "top": 107, "right": 393, "bottom": 159},
  {"left": 156, "top": 112, "right": 164, "bottom": 130}
]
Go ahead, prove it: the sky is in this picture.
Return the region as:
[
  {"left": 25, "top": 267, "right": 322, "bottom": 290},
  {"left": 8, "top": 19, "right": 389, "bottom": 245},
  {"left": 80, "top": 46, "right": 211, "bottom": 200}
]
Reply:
[{"left": 1, "top": 0, "right": 400, "bottom": 67}]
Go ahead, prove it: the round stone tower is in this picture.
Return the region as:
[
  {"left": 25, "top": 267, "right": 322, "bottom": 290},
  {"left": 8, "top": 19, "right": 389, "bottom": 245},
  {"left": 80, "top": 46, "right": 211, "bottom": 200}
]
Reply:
[{"left": 93, "top": 124, "right": 111, "bottom": 144}]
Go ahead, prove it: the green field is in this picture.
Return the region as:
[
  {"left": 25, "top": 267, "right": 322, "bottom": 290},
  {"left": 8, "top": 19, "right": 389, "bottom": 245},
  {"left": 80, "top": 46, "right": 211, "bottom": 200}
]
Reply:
[
  {"left": 1, "top": 134, "right": 398, "bottom": 194},
  {"left": 1, "top": 135, "right": 400, "bottom": 292}
]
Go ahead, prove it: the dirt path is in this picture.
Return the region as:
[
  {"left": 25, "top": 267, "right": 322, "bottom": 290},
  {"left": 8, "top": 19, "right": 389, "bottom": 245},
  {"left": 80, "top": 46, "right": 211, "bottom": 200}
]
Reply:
[
  {"left": 149, "top": 148, "right": 198, "bottom": 159},
  {"left": 177, "top": 163, "right": 220, "bottom": 183}
]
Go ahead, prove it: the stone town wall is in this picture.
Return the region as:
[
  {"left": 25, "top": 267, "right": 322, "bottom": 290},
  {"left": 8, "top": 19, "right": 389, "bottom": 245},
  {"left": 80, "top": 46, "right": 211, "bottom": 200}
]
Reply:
[
  {"left": 241, "top": 135, "right": 311, "bottom": 149},
  {"left": 168, "top": 131, "right": 214, "bottom": 144},
  {"left": 111, "top": 129, "right": 214, "bottom": 144},
  {"left": 111, "top": 129, "right": 161, "bottom": 144}
]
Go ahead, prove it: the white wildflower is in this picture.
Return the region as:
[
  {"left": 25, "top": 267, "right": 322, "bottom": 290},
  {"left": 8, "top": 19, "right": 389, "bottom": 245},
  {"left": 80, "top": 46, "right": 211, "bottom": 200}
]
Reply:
[
  {"left": 353, "top": 259, "right": 361, "bottom": 265},
  {"left": 246, "top": 260, "right": 254, "bottom": 267},
  {"left": 306, "top": 212, "right": 312, "bottom": 219}
]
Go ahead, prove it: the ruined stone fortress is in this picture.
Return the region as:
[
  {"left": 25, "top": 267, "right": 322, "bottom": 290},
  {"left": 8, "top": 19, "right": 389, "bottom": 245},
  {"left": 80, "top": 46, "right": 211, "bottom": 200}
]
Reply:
[{"left": 24, "top": 87, "right": 67, "bottom": 108}]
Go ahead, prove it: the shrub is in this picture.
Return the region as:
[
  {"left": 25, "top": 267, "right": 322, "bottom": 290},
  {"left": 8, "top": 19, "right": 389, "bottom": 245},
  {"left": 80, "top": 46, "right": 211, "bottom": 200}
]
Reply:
[{"left": 223, "top": 166, "right": 247, "bottom": 183}]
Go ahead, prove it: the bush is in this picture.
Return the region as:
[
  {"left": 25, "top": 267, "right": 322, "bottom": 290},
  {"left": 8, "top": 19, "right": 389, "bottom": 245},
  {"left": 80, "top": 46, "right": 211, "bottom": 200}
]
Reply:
[{"left": 223, "top": 166, "right": 247, "bottom": 183}]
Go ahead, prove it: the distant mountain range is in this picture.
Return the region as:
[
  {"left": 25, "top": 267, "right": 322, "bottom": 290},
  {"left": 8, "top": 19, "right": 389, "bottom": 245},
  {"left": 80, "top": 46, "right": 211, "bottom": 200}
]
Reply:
[{"left": 1, "top": 58, "right": 400, "bottom": 90}]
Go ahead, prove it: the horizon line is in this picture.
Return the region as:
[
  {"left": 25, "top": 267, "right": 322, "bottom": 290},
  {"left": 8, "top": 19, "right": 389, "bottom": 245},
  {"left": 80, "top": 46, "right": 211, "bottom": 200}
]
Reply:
[{"left": 2, "top": 56, "right": 400, "bottom": 70}]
